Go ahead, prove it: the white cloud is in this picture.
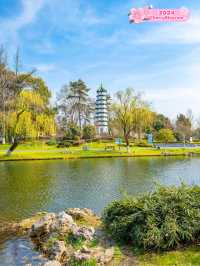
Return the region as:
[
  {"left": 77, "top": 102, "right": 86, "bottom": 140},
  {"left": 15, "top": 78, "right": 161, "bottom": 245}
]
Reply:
[
  {"left": 145, "top": 87, "right": 200, "bottom": 119},
  {"left": 0, "top": 0, "right": 46, "bottom": 47},
  {"left": 135, "top": 13, "right": 200, "bottom": 44},
  {"left": 36, "top": 63, "right": 56, "bottom": 73}
]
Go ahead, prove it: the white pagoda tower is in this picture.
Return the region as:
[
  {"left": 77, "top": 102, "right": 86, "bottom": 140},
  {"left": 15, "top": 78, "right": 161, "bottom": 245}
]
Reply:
[{"left": 95, "top": 85, "right": 109, "bottom": 135}]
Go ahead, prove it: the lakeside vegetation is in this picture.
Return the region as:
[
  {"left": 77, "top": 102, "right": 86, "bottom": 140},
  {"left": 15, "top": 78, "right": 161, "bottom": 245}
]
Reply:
[
  {"left": 102, "top": 184, "right": 200, "bottom": 265},
  {"left": 0, "top": 141, "right": 200, "bottom": 161},
  {"left": 6, "top": 185, "right": 199, "bottom": 266},
  {"left": 1, "top": 47, "right": 200, "bottom": 159}
]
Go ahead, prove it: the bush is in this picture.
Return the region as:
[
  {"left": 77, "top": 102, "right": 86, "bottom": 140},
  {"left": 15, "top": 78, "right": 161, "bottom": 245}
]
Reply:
[
  {"left": 155, "top": 129, "right": 176, "bottom": 143},
  {"left": 135, "top": 140, "right": 153, "bottom": 147},
  {"left": 82, "top": 125, "right": 96, "bottom": 140},
  {"left": 102, "top": 184, "right": 200, "bottom": 251},
  {"left": 46, "top": 139, "right": 57, "bottom": 146},
  {"left": 57, "top": 140, "right": 72, "bottom": 148},
  {"left": 65, "top": 124, "right": 81, "bottom": 140}
]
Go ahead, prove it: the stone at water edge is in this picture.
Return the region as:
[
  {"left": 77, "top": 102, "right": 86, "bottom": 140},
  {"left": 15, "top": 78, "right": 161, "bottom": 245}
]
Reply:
[
  {"left": 57, "top": 211, "right": 74, "bottom": 224},
  {"left": 72, "top": 226, "right": 95, "bottom": 241},
  {"left": 73, "top": 246, "right": 115, "bottom": 265},
  {"left": 29, "top": 213, "right": 56, "bottom": 238},
  {"left": 73, "top": 251, "right": 92, "bottom": 262},
  {"left": 42, "top": 261, "right": 61, "bottom": 266},
  {"left": 51, "top": 211, "right": 75, "bottom": 233},
  {"left": 47, "top": 240, "right": 67, "bottom": 261},
  {"left": 66, "top": 208, "right": 95, "bottom": 219}
]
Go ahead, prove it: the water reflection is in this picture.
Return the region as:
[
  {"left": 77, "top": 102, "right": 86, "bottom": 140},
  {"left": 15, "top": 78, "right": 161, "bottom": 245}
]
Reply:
[{"left": 0, "top": 157, "right": 200, "bottom": 222}]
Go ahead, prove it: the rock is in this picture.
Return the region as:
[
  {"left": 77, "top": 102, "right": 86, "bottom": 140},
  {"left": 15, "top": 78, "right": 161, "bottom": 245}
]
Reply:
[
  {"left": 66, "top": 208, "right": 95, "bottom": 220},
  {"left": 29, "top": 213, "right": 56, "bottom": 238},
  {"left": 42, "top": 261, "right": 61, "bottom": 266},
  {"left": 81, "top": 245, "right": 92, "bottom": 254},
  {"left": 51, "top": 212, "right": 74, "bottom": 233},
  {"left": 57, "top": 211, "right": 74, "bottom": 224},
  {"left": 72, "top": 226, "right": 95, "bottom": 241},
  {"left": 102, "top": 247, "right": 115, "bottom": 263},
  {"left": 48, "top": 240, "right": 67, "bottom": 261},
  {"left": 73, "top": 251, "right": 92, "bottom": 262}
]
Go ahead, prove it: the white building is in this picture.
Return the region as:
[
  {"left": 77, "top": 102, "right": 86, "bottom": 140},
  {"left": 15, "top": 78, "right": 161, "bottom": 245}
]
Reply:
[{"left": 95, "top": 85, "right": 109, "bottom": 135}]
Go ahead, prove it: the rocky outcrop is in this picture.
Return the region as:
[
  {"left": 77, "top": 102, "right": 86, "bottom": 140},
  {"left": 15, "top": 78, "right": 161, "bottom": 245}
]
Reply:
[
  {"left": 27, "top": 208, "right": 115, "bottom": 265},
  {"left": 74, "top": 246, "right": 114, "bottom": 264}
]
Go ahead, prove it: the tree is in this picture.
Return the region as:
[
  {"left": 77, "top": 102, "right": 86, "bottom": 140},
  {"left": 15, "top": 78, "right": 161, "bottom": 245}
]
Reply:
[
  {"left": 57, "top": 79, "right": 93, "bottom": 134},
  {"left": 0, "top": 47, "right": 16, "bottom": 143},
  {"left": 18, "top": 75, "right": 51, "bottom": 104},
  {"left": 112, "top": 88, "right": 138, "bottom": 146},
  {"left": 6, "top": 90, "right": 56, "bottom": 155},
  {"left": 153, "top": 113, "right": 173, "bottom": 132},
  {"left": 132, "top": 105, "right": 155, "bottom": 140},
  {"left": 175, "top": 113, "right": 192, "bottom": 141},
  {"left": 155, "top": 128, "right": 176, "bottom": 143},
  {"left": 65, "top": 123, "right": 81, "bottom": 140},
  {"left": 67, "top": 79, "right": 90, "bottom": 129},
  {"left": 82, "top": 125, "right": 96, "bottom": 140},
  {"left": 0, "top": 47, "right": 55, "bottom": 153}
]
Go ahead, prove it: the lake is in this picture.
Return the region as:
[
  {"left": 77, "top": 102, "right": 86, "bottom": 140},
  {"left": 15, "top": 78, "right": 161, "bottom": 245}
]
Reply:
[{"left": 0, "top": 157, "right": 200, "bottom": 265}]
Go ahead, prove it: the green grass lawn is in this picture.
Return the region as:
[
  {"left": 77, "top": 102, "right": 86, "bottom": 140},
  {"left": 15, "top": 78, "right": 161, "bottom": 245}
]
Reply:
[
  {"left": 137, "top": 246, "right": 200, "bottom": 266},
  {"left": 0, "top": 141, "right": 200, "bottom": 161}
]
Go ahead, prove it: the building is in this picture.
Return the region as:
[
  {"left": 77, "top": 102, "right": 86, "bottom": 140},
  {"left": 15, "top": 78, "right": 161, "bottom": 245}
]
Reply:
[{"left": 95, "top": 85, "right": 109, "bottom": 135}]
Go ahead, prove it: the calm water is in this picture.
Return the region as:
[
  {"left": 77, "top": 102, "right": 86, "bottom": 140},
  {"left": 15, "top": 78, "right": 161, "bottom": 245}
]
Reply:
[{"left": 0, "top": 157, "right": 200, "bottom": 265}]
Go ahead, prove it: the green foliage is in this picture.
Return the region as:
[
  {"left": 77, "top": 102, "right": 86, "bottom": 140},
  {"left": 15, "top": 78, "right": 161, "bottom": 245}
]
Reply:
[
  {"left": 19, "top": 74, "right": 52, "bottom": 104},
  {"left": 44, "top": 236, "right": 59, "bottom": 249},
  {"left": 88, "top": 238, "right": 99, "bottom": 248},
  {"left": 102, "top": 184, "right": 200, "bottom": 251},
  {"left": 69, "top": 258, "right": 97, "bottom": 266},
  {"left": 135, "top": 140, "right": 152, "bottom": 147},
  {"left": 155, "top": 129, "right": 176, "bottom": 143},
  {"left": 57, "top": 140, "right": 72, "bottom": 148},
  {"left": 65, "top": 232, "right": 85, "bottom": 249},
  {"left": 153, "top": 114, "right": 172, "bottom": 132},
  {"left": 65, "top": 123, "right": 81, "bottom": 140},
  {"left": 138, "top": 246, "right": 200, "bottom": 266},
  {"left": 46, "top": 139, "right": 57, "bottom": 146},
  {"left": 82, "top": 125, "right": 96, "bottom": 140}
]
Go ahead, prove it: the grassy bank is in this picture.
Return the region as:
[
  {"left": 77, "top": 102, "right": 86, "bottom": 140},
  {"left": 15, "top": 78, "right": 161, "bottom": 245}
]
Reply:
[
  {"left": 0, "top": 142, "right": 200, "bottom": 161},
  {"left": 137, "top": 246, "right": 200, "bottom": 266}
]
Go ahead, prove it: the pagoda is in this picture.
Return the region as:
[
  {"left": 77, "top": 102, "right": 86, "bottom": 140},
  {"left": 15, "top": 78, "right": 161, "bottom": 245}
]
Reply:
[{"left": 95, "top": 84, "right": 109, "bottom": 135}]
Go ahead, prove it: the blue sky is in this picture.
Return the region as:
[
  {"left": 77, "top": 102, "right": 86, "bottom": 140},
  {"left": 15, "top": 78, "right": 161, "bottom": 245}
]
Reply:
[{"left": 0, "top": 0, "right": 200, "bottom": 119}]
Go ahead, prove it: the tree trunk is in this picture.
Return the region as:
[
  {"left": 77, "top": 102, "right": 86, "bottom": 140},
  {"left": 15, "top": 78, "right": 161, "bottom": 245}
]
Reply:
[
  {"left": 6, "top": 138, "right": 19, "bottom": 156},
  {"left": 124, "top": 134, "right": 129, "bottom": 147}
]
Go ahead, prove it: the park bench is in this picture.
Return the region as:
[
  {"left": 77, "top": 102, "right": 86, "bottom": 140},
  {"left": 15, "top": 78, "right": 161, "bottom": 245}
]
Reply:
[{"left": 104, "top": 145, "right": 115, "bottom": 151}]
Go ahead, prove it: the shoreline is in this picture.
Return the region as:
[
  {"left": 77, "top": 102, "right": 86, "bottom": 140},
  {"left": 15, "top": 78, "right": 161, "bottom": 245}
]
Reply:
[{"left": 0, "top": 151, "right": 200, "bottom": 162}]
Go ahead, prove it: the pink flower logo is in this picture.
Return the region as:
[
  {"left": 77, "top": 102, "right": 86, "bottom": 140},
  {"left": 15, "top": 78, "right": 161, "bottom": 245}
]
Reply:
[
  {"left": 179, "top": 7, "right": 190, "bottom": 20},
  {"left": 129, "top": 8, "right": 145, "bottom": 23}
]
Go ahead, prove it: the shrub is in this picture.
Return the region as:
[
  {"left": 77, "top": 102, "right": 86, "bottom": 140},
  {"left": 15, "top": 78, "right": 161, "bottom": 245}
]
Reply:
[
  {"left": 135, "top": 140, "right": 153, "bottom": 147},
  {"left": 46, "top": 139, "right": 57, "bottom": 146},
  {"left": 82, "top": 125, "right": 96, "bottom": 140},
  {"left": 102, "top": 184, "right": 200, "bottom": 251},
  {"left": 155, "top": 129, "right": 176, "bottom": 143},
  {"left": 57, "top": 140, "right": 72, "bottom": 148},
  {"left": 65, "top": 123, "right": 81, "bottom": 140}
]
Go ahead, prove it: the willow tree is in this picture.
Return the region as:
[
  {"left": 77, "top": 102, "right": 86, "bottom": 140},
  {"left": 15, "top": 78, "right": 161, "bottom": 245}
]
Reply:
[
  {"left": 112, "top": 88, "right": 138, "bottom": 146},
  {"left": 132, "top": 105, "right": 155, "bottom": 140},
  {"left": 6, "top": 90, "right": 56, "bottom": 155}
]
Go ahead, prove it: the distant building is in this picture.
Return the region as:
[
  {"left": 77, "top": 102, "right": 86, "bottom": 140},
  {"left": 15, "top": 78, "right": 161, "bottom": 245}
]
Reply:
[{"left": 95, "top": 85, "right": 109, "bottom": 135}]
